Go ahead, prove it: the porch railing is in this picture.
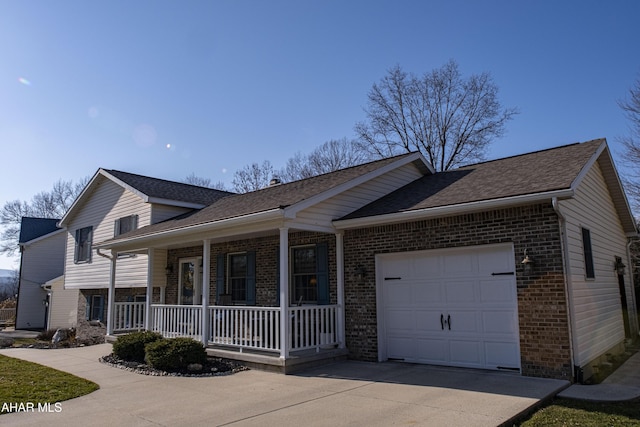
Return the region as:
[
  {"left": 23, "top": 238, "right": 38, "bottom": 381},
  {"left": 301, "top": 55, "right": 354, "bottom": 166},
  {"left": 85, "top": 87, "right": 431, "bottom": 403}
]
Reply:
[
  {"left": 0, "top": 308, "right": 15, "bottom": 325},
  {"left": 209, "top": 306, "right": 281, "bottom": 352},
  {"left": 289, "top": 305, "right": 338, "bottom": 351},
  {"left": 113, "top": 302, "right": 145, "bottom": 332},
  {"left": 150, "top": 304, "right": 202, "bottom": 339},
  {"left": 146, "top": 304, "right": 338, "bottom": 354}
]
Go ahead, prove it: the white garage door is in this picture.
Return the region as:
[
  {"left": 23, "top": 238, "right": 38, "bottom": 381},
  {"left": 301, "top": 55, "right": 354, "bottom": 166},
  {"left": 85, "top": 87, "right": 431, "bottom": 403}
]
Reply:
[{"left": 378, "top": 244, "right": 520, "bottom": 372}]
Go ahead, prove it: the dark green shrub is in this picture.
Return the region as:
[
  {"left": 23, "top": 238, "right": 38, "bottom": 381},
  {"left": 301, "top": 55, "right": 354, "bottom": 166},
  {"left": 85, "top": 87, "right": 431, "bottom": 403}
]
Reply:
[
  {"left": 145, "top": 337, "right": 206, "bottom": 372},
  {"left": 112, "top": 331, "right": 164, "bottom": 362}
]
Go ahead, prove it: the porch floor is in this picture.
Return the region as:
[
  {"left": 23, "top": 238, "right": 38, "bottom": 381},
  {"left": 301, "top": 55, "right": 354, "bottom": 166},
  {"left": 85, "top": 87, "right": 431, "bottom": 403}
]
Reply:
[{"left": 106, "top": 334, "right": 348, "bottom": 374}]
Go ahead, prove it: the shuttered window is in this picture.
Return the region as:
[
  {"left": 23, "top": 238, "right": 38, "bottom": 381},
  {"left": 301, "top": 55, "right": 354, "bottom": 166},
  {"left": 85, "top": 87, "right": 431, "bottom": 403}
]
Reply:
[
  {"left": 74, "top": 226, "right": 93, "bottom": 264},
  {"left": 582, "top": 227, "right": 595, "bottom": 279}
]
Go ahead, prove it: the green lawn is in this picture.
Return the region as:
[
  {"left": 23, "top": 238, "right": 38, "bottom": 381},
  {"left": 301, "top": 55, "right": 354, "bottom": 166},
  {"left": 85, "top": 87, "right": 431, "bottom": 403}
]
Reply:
[
  {"left": 0, "top": 354, "right": 99, "bottom": 414},
  {"left": 519, "top": 398, "right": 640, "bottom": 426}
]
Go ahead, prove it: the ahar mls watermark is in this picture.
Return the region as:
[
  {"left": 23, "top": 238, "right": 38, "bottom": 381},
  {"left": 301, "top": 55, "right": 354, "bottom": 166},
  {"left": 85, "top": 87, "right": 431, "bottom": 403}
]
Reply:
[{"left": 1, "top": 402, "right": 63, "bottom": 413}]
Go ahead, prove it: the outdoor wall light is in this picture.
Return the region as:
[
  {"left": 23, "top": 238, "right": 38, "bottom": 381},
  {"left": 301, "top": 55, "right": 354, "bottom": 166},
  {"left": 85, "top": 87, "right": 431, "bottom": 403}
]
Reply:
[
  {"left": 521, "top": 249, "right": 534, "bottom": 274},
  {"left": 165, "top": 264, "right": 173, "bottom": 275},
  {"left": 355, "top": 265, "right": 367, "bottom": 282},
  {"left": 614, "top": 256, "right": 626, "bottom": 276}
]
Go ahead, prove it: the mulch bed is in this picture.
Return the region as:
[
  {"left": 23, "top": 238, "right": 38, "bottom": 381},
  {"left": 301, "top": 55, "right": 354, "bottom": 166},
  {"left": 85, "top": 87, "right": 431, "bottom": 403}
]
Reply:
[{"left": 99, "top": 353, "right": 249, "bottom": 377}]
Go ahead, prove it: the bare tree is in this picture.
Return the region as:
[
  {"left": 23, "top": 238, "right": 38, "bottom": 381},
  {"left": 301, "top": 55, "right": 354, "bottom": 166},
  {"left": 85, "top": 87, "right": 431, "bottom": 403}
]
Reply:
[
  {"left": 232, "top": 161, "right": 275, "bottom": 193},
  {"left": 0, "top": 177, "right": 87, "bottom": 256},
  {"left": 355, "top": 60, "right": 518, "bottom": 171},
  {"left": 619, "top": 74, "right": 640, "bottom": 210},
  {"left": 184, "top": 173, "right": 212, "bottom": 188},
  {"left": 278, "top": 139, "right": 372, "bottom": 182}
]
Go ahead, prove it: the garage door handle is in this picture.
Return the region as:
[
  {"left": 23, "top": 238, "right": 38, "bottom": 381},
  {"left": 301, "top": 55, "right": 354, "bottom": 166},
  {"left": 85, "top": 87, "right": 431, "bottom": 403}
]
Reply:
[
  {"left": 384, "top": 277, "right": 402, "bottom": 281},
  {"left": 447, "top": 314, "right": 451, "bottom": 330},
  {"left": 440, "top": 314, "right": 444, "bottom": 330},
  {"left": 492, "top": 272, "right": 515, "bottom": 276}
]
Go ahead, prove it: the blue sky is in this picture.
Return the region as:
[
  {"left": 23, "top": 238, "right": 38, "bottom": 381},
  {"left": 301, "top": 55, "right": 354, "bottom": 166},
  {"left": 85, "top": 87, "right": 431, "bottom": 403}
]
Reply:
[{"left": 1, "top": 0, "right": 639, "bottom": 269}]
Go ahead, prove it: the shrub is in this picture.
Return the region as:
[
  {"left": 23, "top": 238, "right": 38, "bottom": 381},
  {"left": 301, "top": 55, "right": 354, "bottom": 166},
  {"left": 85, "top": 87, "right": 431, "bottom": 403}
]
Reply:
[
  {"left": 37, "top": 329, "right": 58, "bottom": 341},
  {"left": 145, "top": 337, "right": 206, "bottom": 372},
  {"left": 112, "top": 331, "right": 163, "bottom": 362}
]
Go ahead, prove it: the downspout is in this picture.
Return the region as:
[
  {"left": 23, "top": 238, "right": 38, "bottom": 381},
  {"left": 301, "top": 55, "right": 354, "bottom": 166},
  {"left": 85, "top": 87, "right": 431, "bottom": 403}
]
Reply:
[
  {"left": 96, "top": 248, "right": 116, "bottom": 336},
  {"left": 552, "top": 197, "right": 577, "bottom": 381},
  {"left": 625, "top": 238, "right": 639, "bottom": 338}
]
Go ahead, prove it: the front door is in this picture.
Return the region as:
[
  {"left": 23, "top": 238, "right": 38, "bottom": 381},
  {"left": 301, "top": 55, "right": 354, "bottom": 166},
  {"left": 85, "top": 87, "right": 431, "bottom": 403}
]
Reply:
[{"left": 179, "top": 258, "right": 202, "bottom": 305}]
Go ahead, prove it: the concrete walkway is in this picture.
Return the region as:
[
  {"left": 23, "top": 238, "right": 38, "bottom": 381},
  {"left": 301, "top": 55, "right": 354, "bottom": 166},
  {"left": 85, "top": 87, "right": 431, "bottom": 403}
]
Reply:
[
  {"left": 0, "top": 344, "right": 568, "bottom": 427},
  {"left": 559, "top": 350, "right": 640, "bottom": 401}
]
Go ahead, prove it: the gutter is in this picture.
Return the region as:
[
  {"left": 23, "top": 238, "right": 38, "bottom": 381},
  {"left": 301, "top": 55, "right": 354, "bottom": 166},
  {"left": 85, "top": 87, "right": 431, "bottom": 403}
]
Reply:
[
  {"left": 552, "top": 197, "right": 577, "bottom": 381},
  {"left": 334, "top": 189, "right": 574, "bottom": 230}
]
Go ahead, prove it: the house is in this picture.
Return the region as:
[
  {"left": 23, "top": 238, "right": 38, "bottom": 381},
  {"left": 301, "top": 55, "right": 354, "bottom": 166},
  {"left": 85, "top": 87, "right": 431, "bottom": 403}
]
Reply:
[
  {"left": 43, "top": 275, "right": 78, "bottom": 330},
  {"left": 57, "top": 169, "right": 232, "bottom": 343},
  {"left": 16, "top": 217, "right": 65, "bottom": 329},
  {"left": 69, "top": 138, "right": 637, "bottom": 382}
]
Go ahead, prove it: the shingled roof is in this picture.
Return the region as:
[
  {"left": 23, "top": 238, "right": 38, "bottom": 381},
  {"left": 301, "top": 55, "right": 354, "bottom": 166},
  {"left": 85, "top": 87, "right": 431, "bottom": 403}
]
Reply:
[
  {"left": 339, "top": 139, "right": 605, "bottom": 220},
  {"left": 99, "top": 153, "right": 420, "bottom": 245},
  {"left": 19, "top": 217, "right": 61, "bottom": 244},
  {"left": 105, "top": 169, "right": 233, "bottom": 206}
]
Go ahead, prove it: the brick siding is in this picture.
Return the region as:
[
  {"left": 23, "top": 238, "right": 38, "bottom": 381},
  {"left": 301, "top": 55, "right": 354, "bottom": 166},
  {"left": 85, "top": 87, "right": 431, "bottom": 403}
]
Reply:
[{"left": 343, "top": 202, "right": 572, "bottom": 379}]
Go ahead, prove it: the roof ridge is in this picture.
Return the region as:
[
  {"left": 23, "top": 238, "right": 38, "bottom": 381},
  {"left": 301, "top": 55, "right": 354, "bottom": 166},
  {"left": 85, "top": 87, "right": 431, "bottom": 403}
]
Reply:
[
  {"left": 457, "top": 139, "right": 604, "bottom": 170},
  {"left": 104, "top": 169, "right": 234, "bottom": 194},
  {"left": 243, "top": 151, "right": 419, "bottom": 195}
]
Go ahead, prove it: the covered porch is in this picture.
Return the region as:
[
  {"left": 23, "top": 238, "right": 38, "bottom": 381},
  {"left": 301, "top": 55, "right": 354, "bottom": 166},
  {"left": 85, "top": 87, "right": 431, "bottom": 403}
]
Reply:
[{"left": 103, "top": 224, "right": 349, "bottom": 371}]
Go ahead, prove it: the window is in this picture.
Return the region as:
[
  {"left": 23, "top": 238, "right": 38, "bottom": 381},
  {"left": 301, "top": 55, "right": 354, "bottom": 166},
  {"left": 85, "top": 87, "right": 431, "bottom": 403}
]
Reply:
[
  {"left": 85, "top": 295, "right": 104, "bottom": 322},
  {"left": 292, "top": 247, "right": 317, "bottom": 304},
  {"left": 74, "top": 226, "right": 93, "bottom": 263},
  {"left": 114, "top": 215, "right": 138, "bottom": 236},
  {"left": 290, "top": 243, "right": 329, "bottom": 305},
  {"left": 228, "top": 253, "right": 247, "bottom": 303},
  {"left": 582, "top": 227, "right": 595, "bottom": 279},
  {"left": 216, "top": 252, "right": 256, "bottom": 305}
]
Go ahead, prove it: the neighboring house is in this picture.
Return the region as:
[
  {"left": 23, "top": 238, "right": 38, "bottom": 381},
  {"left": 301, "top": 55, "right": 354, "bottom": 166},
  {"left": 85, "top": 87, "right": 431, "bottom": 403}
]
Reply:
[
  {"left": 58, "top": 169, "right": 232, "bottom": 343},
  {"left": 68, "top": 138, "right": 637, "bottom": 383},
  {"left": 43, "top": 275, "right": 78, "bottom": 330},
  {"left": 16, "top": 217, "right": 65, "bottom": 329}
]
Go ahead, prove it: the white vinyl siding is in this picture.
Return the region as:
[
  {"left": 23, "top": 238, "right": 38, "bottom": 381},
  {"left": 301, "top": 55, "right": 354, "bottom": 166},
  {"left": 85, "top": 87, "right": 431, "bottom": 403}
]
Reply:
[
  {"left": 151, "top": 204, "right": 192, "bottom": 224},
  {"left": 16, "top": 231, "right": 65, "bottom": 329},
  {"left": 559, "top": 160, "right": 632, "bottom": 366},
  {"left": 47, "top": 276, "right": 79, "bottom": 329},
  {"left": 64, "top": 178, "right": 152, "bottom": 290},
  {"left": 295, "top": 164, "right": 424, "bottom": 226}
]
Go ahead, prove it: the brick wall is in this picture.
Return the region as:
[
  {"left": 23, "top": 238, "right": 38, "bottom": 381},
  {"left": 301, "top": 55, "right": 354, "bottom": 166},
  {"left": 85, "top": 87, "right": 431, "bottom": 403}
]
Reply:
[
  {"left": 76, "top": 288, "right": 148, "bottom": 343},
  {"left": 343, "top": 202, "right": 572, "bottom": 379},
  {"left": 166, "top": 231, "right": 337, "bottom": 306}
]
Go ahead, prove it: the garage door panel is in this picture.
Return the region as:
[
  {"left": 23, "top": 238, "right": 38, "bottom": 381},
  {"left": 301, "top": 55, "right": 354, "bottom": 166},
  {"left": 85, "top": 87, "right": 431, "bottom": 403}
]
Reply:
[
  {"left": 444, "top": 253, "right": 475, "bottom": 274},
  {"left": 385, "top": 310, "right": 414, "bottom": 332},
  {"left": 382, "top": 258, "right": 411, "bottom": 278},
  {"left": 478, "top": 248, "right": 513, "bottom": 274},
  {"left": 417, "top": 338, "right": 448, "bottom": 363},
  {"left": 445, "top": 280, "right": 477, "bottom": 304},
  {"left": 384, "top": 283, "right": 413, "bottom": 305},
  {"left": 449, "top": 340, "right": 482, "bottom": 366},
  {"left": 387, "top": 337, "right": 416, "bottom": 360},
  {"left": 480, "top": 279, "right": 515, "bottom": 303},
  {"left": 415, "top": 310, "right": 447, "bottom": 332},
  {"left": 413, "top": 280, "right": 443, "bottom": 304},
  {"left": 485, "top": 341, "right": 520, "bottom": 369},
  {"left": 446, "top": 310, "right": 480, "bottom": 333},
  {"left": 413, "top": 256, "right": 441, "bottom": 276},
  {"left": 482, "top": 311, "right": 518, "bottom": 335}
]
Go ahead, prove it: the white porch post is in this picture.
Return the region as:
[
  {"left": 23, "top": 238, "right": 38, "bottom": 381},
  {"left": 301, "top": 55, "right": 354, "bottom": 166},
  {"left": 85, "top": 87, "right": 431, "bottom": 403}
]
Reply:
[
  {"left": 202, "top": 239, "right": 211, "bottom": 345},
  {"left": 145, "top": 248, "right": 154, "bottom": 330},
  {"left": 106, "top": 250, "right": 117, "bottom": 336},
  {"left": 336, "top": 232, "right": 346, "bottom": 349},
  {"left": 279, "top": 227, "right": 289, "bottom": 359}
]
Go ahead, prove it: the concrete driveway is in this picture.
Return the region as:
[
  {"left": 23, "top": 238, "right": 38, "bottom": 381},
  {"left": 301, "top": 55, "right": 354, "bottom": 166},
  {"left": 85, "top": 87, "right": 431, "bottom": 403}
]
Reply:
[{"left": 0, "top": 344, "right": 568, "bottom": 426}]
